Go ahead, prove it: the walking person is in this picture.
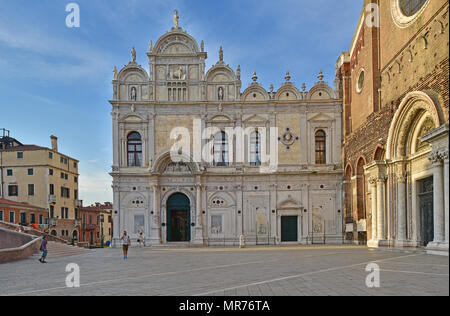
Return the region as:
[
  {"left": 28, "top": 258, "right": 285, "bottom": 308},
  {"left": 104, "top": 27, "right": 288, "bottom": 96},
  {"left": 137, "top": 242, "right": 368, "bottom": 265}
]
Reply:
[
  {"left": 121, "top": 231, "right": 131, "bottom": 260},
  {"left": 138, "top": 232, "right": 145, "bottom": 248},
  {"left": 39, "top": 236, "right": 48, "bottom": 263}
]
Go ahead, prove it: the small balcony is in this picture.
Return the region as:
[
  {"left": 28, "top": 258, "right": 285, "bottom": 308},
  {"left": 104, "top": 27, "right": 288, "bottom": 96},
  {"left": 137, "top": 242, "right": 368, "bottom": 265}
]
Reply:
[
  {"left": 82, "top": 223, "right": 97, "bottom": 231},
  {"left": 48, "top": 195, "right": 57, "bottom": 204},
  {"left": 49, "top": 218, "right": 58, "bottom": 227}
]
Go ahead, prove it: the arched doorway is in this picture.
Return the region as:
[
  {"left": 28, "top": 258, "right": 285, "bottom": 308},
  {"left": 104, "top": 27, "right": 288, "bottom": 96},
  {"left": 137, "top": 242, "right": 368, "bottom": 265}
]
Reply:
[{"left": 167, "top": 193, "right": 191, "bottom": 242}]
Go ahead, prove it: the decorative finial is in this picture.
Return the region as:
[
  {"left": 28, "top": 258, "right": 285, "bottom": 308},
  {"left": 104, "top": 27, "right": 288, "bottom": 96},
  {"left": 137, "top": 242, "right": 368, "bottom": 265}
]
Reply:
[
  {"left": 113, "top": 66, "right": 118, "bottom": 80},
  {"left": 318, "top": 70, "right": 324, "bottom": 81},
  {"left": 302, "top": 83, "right": 306, "bottom": 92},
  {"left": 252, "top": 71, "right": 258, "bottom": 82},
  {"left": 270, "top": 84, "right": 274, "bottom": 92},
  {"left": 131, "top": 46, "right": 136, "bottom": 62},
  {"left": 149, "top": 40, "right": 153, "bottom": 52},
  {"left": 237, "top": 65, "right": 241, "bottom": 80},
  {"left": 201, "top": 40, "right": 204, "bottom": 52},
  {"left": 219, "top": 46, "right": 223, "bottom": 62},
  {"left": 173, "top": 10, "right": 179, "bottom": 29},
  {"left": 285, "top": 71, "right": 291, "bottom": 82}
]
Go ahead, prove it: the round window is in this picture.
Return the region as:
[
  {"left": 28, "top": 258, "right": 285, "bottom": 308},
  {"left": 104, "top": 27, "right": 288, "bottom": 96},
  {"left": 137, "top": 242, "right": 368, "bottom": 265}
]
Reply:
[
  {"left": 356, "top": 69, "right": 365, "bottom": 93},
  {"left": 391, "top": 0, "right": 429, "bottom": 28},
  {"left": 399, "top": 0, "right": 427, "bottom": 17}
]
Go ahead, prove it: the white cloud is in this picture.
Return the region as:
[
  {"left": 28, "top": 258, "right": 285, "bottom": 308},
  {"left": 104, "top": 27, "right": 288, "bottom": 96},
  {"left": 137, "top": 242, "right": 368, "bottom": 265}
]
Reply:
[{"left": 79, "top": 171, "right": 112, "bottom": 205}]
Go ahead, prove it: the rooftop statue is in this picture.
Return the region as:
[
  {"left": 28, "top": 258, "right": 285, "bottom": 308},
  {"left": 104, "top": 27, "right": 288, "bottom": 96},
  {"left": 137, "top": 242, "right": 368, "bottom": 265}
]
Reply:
[{"left": 173, "top": 10, "right": 179, "bottom": 29}]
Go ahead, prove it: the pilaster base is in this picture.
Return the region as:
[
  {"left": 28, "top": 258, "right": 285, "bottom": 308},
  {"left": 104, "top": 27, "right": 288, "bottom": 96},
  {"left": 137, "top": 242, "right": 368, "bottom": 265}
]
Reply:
[
  {"left": 367, "top": 239, "right": 387, "bottom": 248},
  {"left": 112, "top": 238, "right": 121, "bottom": 248},
  {"left": 426, "top": 241, "right": 449, "bottom": 256},
  {"left": 394, "top": 240, "right": 410, "bottom": 248}
]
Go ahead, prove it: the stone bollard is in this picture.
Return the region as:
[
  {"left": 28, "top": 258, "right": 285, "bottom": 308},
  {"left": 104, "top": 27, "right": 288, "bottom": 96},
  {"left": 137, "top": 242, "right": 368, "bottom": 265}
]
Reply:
[{"left": 239, "top": 235, "right": 245, "bottom": 248}]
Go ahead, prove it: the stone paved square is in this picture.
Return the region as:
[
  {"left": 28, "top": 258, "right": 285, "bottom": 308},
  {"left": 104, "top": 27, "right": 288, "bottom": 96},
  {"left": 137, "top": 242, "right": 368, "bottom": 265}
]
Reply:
[{"left": 0, "top": 246, "right": 448, "bottom": 296}]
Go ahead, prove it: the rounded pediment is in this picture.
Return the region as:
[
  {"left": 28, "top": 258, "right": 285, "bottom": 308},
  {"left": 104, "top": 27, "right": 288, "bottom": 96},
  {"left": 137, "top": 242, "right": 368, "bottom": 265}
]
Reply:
[
  {"left": 153, "top": 31, "right": 200, "bottom": 55},
  {"left": 205, "top": 65, "right": 237, "bottom": 82},
  {"left": 275, "top": 84, "right": 301, "bottom": 101},
  {"left": 307, "top": 82, "right": 336, "bottom": 100},
  {"left": 117, "top": 63, "right": 149, "bottom": 82},
  {"left": 242, "top": 84, "right": 269, "bottom": 102}
]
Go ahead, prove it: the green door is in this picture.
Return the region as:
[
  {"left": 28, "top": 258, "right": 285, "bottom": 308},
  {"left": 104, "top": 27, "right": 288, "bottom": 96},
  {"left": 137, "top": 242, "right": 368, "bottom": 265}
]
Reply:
[
  {"left": 167, "top": 193, "right": 191, "bottom": 242},
  {"left": 281, "top": 216, "right": 298, "bottom": 242},
  {"left": 419, "top": 177, "right": 434, "bottom": 246}
]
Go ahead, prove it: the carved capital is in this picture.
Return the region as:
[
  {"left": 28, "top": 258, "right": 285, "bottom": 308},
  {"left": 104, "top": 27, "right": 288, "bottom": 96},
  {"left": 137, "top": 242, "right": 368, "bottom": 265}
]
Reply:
[
  {"left": 429, "top": 150, "right": 445, "bottom": 165},
  {"left": 396, "top": 173, "right": 407, "bottom": 184},
  {"left": 376, "top": 175, "right": 387, "bottom": 184},
  {"left": 368, "top": 176, "right": 377, "bottom": 186}
]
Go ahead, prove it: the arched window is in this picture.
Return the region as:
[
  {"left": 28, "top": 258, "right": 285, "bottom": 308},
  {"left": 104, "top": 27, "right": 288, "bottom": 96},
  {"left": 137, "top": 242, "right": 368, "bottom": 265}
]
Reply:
[
  {"left": 315, "top": 130, "right": 326, "bottom": 165},
  {"left": 213, "top": 131, "right": 229, "bottom": 166},
  {"left": 127, "top": 132, "right": 142, "bottom": 167},
  {"left": 250, "top": 131, "right": 261, "bottom": 166},
  {"left": 399, "top": 0, "right": 427, "bottom": 17}
]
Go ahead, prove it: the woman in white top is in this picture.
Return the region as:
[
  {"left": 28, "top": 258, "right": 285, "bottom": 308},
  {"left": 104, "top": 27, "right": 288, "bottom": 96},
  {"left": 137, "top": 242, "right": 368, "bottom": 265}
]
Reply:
[
  {"left": 138, "top": 232, "right": 144, "bottom": 247},
  {"left": 121, "top": 231, "right": 131, "bottom": 260}
]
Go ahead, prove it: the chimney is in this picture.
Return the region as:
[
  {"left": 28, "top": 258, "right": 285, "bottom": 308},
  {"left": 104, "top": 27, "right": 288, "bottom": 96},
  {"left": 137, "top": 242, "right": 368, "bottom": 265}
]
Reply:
[{"left": 50, "top": 135, "right": 58, "bottom": 152}]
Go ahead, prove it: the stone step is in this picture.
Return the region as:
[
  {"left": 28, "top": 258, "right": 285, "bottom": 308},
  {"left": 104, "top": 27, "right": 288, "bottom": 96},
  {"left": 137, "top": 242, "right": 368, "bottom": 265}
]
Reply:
[
  {"left": 151, "top": 243, "right": 206, "bottom": 249},
  {"left": 40, "top": 241, "right": 93, "bottom": 258}
]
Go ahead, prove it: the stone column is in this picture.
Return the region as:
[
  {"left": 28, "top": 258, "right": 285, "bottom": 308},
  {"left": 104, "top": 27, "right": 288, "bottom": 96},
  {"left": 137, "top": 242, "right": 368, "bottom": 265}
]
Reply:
[
  {"left": 443, "top": 150, "right": 449, "bottom": 245},
  {"left": 194, "top": 184, "right": 204, "bottom": 244},
  {"left": 376, "top": 176, "right": 386, "bottom": 242},
  {"left": 112, "top": 184, "right": 121, "bottom": 247},
  {"left": 429, "top": 151, "right": 445, "bottom": 246},
  {"left": 150, "top": 184, "right": 161, "bottom": 244},
  {"left": 368, "top": 177, "right": 377, "bottom": 244},
  {"left": 396, "top": 173, "right": 407, "bottom": 245},
  {"left": 112, "top": 112, "right": 120, "bottom": 167}
]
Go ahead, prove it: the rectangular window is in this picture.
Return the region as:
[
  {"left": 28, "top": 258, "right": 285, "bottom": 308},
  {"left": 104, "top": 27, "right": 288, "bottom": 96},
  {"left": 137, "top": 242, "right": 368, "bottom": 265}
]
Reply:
[
  {"left": 39, "top": 214, "right": 43, "bottom": 225},
  {"left": 61, "top": 187, "right": 70, "bottom": 198},
  {"left": 74, "top": 189, "right": 78, "bottom": 200},
  {"left": 6, "top": 169, "right": 13, "bottom": 176},
  {"left": 73, "top": 162, "right": 77, "bottom": 168},
  {"left": 65, "top": 208, "right": 69, "bottom": 219},
  {"left": 9, "top": 211, "right": 14, "bottom": 223},
  {"left": 49, "top": 169, "right": 53, "bottom": 176},
  {"left": 28, "top": 184, "right": 34, "bottom": 196},
  {"left": 50, "top": 205, "right": 54, "bottom": 218},
  {"left": 49, "top": 152, "right": 53, "bottom": 159},
  {"left": 65, "top": 174, "right": 68, "bottom": 180},
  {"left": 0, "top": 210, "right": 3, "bottom": 221},
  {"left": 50, "top": 184, "right": 54, "bottom": 195},
  {"left": 89, "top": 215, "right": 92, "bottom": 225},
  {"left": 8, "top": 185, "right": 18, "bottom": 197},
  {"left": 30, "top": 213, "right": 35, "bottom": 224},
  {"left": 61, "top": 207, "right": 65, "bottom": 219},
  {"left": 74, "top": 176, "right": 78, "bottom": 183},
  {"left": 28, "top": 168, "right": 33, "bottom": 175},
  {"left": 17, "top": 152, "right": 23, "bottom": 159},
  {"left": 20, "top": 212, "right": 26, "bottom": 224}
]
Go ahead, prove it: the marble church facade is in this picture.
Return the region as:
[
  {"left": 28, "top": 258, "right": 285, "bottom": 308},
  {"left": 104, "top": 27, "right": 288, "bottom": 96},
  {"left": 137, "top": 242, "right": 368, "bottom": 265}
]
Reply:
[{"left": 110, "top": 17, "right": 343, "bottom": 247}]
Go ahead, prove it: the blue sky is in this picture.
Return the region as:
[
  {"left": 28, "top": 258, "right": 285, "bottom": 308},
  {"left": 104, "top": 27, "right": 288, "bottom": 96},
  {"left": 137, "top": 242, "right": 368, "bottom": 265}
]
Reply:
[{"left": 0, "top": 0, "right": 362, "bottom": 205}]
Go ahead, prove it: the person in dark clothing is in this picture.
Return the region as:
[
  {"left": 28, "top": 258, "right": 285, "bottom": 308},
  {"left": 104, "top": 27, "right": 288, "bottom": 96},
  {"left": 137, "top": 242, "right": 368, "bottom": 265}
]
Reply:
[{"left": 39, "top": 236, "right": 48, "bottom": 263}]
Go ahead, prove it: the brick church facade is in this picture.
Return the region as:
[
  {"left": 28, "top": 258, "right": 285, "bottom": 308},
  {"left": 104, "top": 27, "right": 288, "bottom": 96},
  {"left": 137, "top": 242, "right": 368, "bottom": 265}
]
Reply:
[{"left": 337, "top": 0, "right": 449, "bottom": 253}]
